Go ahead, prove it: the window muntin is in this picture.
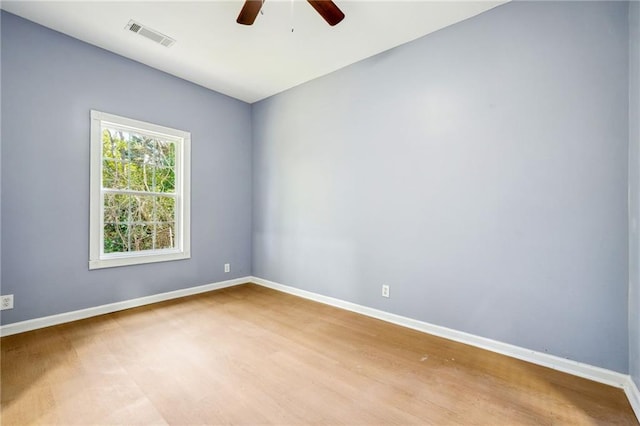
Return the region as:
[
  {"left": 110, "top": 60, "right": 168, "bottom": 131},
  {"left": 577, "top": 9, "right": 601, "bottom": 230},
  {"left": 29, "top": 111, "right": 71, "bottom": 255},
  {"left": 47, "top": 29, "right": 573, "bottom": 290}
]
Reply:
[{"left": 90, "top": 111, "right": 190, "bottom": 269}]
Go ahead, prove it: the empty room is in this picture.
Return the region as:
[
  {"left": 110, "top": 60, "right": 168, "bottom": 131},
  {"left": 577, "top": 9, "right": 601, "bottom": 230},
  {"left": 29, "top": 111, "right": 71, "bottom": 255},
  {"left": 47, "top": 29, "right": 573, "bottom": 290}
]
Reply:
[{"left": 1, "top": 0, "right": 639, "bottom": 424}]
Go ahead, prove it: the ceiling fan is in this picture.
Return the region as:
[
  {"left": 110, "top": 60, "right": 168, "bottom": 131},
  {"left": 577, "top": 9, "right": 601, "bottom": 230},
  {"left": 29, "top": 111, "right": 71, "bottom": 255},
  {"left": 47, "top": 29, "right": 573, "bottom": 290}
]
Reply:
[{"left": 237, "top": 0, "right": 345, "bottom": 26}]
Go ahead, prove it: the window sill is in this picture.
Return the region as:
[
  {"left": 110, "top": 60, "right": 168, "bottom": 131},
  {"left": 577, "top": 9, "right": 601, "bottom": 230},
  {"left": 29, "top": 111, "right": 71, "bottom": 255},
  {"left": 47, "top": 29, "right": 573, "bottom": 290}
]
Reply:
[{"left": 89, "top": 251, "right": 190, "bottom": 270}]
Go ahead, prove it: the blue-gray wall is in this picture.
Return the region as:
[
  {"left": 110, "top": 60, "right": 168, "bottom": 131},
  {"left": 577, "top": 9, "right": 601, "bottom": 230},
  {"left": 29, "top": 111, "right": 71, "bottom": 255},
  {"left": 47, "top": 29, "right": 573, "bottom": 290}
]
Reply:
[
  {"left": 0, "top": 11, "right": 253, "bottom": 325},
  {"left": 629, "top": 0, "right": 640, "bottom": 387},
  {"left": 252, "top": 1, "right": 630, "bottom": 372}
]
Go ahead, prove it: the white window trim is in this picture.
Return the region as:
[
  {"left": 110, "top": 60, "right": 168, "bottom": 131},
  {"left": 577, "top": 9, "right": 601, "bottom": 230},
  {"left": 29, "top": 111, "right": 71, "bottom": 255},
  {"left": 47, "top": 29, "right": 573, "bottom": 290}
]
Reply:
[{"left": 89, "top": 110, "right": 191, "bottom": 269}]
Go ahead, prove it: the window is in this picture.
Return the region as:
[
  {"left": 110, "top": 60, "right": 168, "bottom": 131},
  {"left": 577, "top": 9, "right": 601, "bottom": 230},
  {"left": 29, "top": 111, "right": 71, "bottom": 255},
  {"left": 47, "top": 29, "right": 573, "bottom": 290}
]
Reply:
[{"left": 89, "top": 110, "right": 190, "bottom": 269}]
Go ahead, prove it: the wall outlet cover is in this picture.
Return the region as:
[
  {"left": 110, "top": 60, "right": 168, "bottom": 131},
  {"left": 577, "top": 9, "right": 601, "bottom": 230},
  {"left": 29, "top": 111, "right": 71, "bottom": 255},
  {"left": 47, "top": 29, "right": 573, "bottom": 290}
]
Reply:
[
  {"left": 1, "top": 295, "right": 14, "bottom": 310},
  {"left": 382, "top": 285, "right": 390, "bottom": 298}
]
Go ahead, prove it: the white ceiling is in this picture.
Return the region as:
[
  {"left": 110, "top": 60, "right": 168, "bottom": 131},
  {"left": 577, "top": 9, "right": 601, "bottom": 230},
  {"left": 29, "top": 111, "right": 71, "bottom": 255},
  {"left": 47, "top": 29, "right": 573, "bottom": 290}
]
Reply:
[{"left": 1, "top": 0, "right": 507, "bottom": 103}]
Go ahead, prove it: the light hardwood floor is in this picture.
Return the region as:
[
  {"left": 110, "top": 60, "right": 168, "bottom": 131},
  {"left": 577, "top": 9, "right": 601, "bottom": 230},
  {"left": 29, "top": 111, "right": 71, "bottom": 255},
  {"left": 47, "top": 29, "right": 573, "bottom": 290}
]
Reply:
[{"left": 1, "top": 283, "right": 637, "bottom": 425}]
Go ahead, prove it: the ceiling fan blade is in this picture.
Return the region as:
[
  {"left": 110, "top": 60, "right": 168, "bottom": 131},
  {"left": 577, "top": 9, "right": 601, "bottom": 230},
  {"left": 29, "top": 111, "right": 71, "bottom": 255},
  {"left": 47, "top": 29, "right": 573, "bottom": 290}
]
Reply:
[
  {"left": 307, "top": 0, "right": 345, "bottom": 26},
  {"left": 237, "top": 0, "right": 263, "bottom": 25}
]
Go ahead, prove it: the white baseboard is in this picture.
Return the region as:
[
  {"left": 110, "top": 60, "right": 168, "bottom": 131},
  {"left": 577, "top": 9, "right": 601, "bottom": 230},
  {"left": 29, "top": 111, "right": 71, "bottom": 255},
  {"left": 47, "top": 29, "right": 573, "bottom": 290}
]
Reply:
[
  {"left": 250, "top": 276, "right": 629, "bottom": 390},
  {"left": 625, "top": 376, "right": 640, "bottom": 421},
  {"left": 0, "top": 276, "right": 252, "bottom": 337}
]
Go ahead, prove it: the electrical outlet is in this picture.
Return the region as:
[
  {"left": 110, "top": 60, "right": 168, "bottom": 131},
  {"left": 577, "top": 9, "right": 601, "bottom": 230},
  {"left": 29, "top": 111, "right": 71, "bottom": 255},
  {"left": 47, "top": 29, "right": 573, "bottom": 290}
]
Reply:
[
  {"left": 382, "top": 285, "right": 390, "bottom": 298},
  {"left": 224, "top": 263, "right": 230, "bottom": 273},
  {"left": 1, "top": 295, "right": 14, "bottom": 310}
]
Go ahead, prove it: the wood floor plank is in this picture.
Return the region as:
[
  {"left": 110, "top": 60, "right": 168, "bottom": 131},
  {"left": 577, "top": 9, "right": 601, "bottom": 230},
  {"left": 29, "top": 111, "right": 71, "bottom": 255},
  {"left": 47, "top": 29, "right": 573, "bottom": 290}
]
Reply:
[{"left": 1, "top": 283, "right": 637, "bottom": 425}]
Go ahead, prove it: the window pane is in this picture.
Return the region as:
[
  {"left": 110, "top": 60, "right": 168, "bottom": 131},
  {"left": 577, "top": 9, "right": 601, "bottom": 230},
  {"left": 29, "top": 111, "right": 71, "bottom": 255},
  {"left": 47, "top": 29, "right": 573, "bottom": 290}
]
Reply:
[
  {"left": 156, "top": 196, "right": 175, "bottom": 223},
  {"left": 156, "top": 222, "right": 175, "bottom": 249},
  {"left": 146, "top": 139, "right": 163, "bottom": 167},
  {"left": 155, "top": 167, "right": 175, "bottom": 193},
  {"left": 101, "top": 126, "right": 176, "bottom": 193},
  {"left": 144, "top": 164, "right": 155, "bottom": 192},
  {"left": 102, "top": 129, "right": 127, "bottom": 161},
  {"left": 104, "top": 193, "right": 130, "bottom": 224},
  {"left": 103, "top": 195, "right": 168, "bottom": 253},
  {"left": 128, "top": 135, "right": 146, "bottom": 164},
  {"left": 157, "top": 140, "right": 175, "bottom": 168},
  {"left": 103, "top": 160, "right": 128, "bottom": 190},
  {"left": 104, "top": 223, "right": 128, "bottom": 253},
  {"left": 130, "top": 195, "right": 154, "bottom": 223},
  {"left": 130, "top": 224, "right": 154, "bottom": 252},
  {"left": 128, "top": 161, "right": 151, "bottom": 192},
  {"left": 129, "top": 136, "right": 150, "bottom": 190}
]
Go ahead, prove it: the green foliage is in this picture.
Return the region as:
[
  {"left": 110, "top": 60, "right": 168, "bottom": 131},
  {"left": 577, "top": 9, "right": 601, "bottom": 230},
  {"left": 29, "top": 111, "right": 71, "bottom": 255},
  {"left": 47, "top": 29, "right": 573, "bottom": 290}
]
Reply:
[{"left": 101, "top": 129, "right": 177, "bottom": 254}]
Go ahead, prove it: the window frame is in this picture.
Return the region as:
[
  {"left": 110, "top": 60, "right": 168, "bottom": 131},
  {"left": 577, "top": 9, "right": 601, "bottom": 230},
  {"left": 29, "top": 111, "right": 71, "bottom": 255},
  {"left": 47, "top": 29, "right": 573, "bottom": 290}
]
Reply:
[{"left": 89, "top": 110, "right": 191, "bottom": 270}]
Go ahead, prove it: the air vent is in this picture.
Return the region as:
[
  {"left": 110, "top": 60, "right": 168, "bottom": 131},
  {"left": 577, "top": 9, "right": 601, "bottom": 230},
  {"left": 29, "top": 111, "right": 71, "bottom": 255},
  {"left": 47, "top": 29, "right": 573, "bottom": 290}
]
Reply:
[{"left": 125, "top": 20, "right": 175, "bottom": 48}]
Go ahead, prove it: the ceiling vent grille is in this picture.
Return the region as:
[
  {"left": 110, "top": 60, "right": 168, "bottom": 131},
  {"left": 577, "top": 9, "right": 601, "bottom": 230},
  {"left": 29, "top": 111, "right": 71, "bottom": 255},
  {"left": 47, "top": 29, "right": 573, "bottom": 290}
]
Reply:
[{"left": 126, "top": 20, "right": 175, "bottom": 48}]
